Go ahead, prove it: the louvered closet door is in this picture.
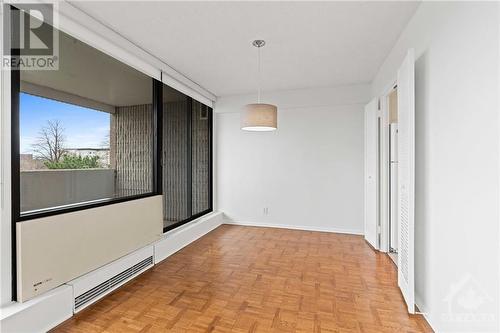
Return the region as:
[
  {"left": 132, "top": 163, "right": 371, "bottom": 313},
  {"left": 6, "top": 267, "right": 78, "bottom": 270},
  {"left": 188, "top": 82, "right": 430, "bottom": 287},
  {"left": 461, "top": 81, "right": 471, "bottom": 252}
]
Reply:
[
  {"left": 364, "top": 98, "right": 378, "bottom": 249},
  {"left": 397, "top": 49, "right": 415, "bottom": 314}
]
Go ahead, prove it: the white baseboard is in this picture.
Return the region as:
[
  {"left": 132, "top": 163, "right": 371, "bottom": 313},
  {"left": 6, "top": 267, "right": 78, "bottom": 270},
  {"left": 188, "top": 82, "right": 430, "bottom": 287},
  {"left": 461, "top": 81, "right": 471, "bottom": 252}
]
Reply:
[
  {"left": 415, "top": 294, "right": 426, "bottom": 314},
  {"left": 225, "top": 220, "right": 364, "bottom": 235},
  {"left": 0, "top": 285, "right": 73, "bottom": 333},
  {"left": 415, "top": 294, "right": 437, "bottom": 333},
  {"left": 154, "top": 211, "right": 224, "bottom": 264}
]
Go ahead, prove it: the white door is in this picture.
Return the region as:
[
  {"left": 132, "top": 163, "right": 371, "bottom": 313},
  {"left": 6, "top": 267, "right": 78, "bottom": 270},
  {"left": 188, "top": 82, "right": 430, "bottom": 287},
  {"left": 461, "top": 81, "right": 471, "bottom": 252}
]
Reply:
[
  {"left": 397, "top": 49, "right": 415, "bottom": 313},
  {"left": 364, "top": 99, "right": 378, "bottom": 249}
]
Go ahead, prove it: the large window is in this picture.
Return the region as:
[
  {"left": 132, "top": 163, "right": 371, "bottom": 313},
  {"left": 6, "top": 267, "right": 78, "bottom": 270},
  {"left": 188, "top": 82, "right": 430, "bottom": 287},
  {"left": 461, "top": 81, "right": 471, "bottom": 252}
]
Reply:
[
  {"left": 10, "top": 5, "right": 213, "bottom": 303},
  {"left": 15, "top": 28, "right": 155, "bottom": 219},
  {"left": 162, "top": 85, "right": 212, "bottom": 231},
  {"left": 11, "top": 11, "right": 212, "bottom": 225}
]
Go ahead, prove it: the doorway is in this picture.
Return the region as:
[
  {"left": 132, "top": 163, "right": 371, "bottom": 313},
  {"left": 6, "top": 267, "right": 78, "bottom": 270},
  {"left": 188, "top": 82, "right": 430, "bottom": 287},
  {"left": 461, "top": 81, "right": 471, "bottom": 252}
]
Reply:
[
  {"left": 364, "top": 50, "right": 415, "bottom": 313},
  {"left": 387, "top": 87, "right": 398, "bottom": 265}
]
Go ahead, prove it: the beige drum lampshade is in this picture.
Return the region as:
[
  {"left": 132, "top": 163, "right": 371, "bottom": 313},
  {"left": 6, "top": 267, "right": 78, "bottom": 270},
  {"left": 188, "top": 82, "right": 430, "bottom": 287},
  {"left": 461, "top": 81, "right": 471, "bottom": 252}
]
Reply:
[{"left": 241, "top": 103, "right": 277, "bottom": 131}]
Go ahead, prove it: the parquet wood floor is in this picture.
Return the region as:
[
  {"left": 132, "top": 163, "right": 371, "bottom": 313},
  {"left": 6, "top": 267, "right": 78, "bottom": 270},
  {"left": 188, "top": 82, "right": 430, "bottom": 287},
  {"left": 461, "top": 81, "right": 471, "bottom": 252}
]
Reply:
[{"left": 52, "top": 225, "right": 433, "bottom": 333}]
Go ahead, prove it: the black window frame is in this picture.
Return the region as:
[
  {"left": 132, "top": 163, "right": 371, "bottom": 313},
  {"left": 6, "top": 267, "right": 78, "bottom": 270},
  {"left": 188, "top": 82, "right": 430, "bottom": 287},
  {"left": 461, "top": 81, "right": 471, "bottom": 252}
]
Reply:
[
  {"left": 162, "top": 97, "right": 213, "bottom": 233},
  {"left": 12, "top": 77, "right": 161, "bottom": 222},
  {"left": 12, "top": 80, "right": 213, "bottom": 226},
  {"left": 9, "top": 6, "right": 214, "bottom": 300}
]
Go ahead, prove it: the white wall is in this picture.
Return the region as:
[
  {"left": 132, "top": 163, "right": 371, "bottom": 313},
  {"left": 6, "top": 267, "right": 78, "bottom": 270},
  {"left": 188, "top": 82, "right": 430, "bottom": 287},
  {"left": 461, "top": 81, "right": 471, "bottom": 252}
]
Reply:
[
  {"left": 372, "top": 2, "right": 499, "bottom": 332},
  {"left": 216, "top": 85, "right": 369, "bottom": 234},
  {"left": 0, "top": 11, "right": 13, "bottom": 306}
]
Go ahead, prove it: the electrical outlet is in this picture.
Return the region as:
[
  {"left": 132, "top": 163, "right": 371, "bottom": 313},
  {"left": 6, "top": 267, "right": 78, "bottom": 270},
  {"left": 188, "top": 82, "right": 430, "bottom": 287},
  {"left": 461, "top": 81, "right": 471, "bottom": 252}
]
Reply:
[{"left": 263, "top": 207, "right": 269, "bottom": 215}]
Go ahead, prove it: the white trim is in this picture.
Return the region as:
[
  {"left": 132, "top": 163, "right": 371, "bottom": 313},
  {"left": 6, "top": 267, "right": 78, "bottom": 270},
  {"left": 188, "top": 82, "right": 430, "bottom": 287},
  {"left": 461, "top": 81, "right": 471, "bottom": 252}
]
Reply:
[
  {"left": 212, "top": 114, "right": 218, "bottom": 211},
  {"left": 498, "top": 3, "right": 500, "bottom": 330},
  {"left": 0, "top": 1, "right": 13, "bottom": 306},
  {"left": 0, "top": 285, "right": 73, "bottom": 333},
  {"left": 225, "top": 220, "right": 364, "bottom": 236},
  {"left": 161, "top": 73, "right": 213, "bottom": 108},
  {"left": 415, "top": 294, "right": 437, "bottom": 332},
  {"left": 378, "top": 84, "right": 394, "bottom": 254},
  {"left": 364, "top": 98, "right": 379, "bottom": 248},
  {"left": 378, "top": 98, "right": 389, "bottom": 252},
  {"left": 396, "top": 48, "right": 415, "bottom": 314},
  {"left": 415, "top": 294, "right": 427, "bottom": 315},
  {"left": 154, "top": 212, "right": 224, "bottom": 264}
]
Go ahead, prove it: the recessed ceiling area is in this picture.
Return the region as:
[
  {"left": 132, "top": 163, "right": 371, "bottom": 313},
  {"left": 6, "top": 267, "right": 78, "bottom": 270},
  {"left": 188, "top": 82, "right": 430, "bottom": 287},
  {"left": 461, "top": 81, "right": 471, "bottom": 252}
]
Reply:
[
  {"left": 70, "top": 1, "right": 420, "bottom": 97},
  {"left": 21, "top": 29, "right": 185, "bottom": 108},
  {"left": 21, "top": 30, "right": 152, "bottom": 108}
]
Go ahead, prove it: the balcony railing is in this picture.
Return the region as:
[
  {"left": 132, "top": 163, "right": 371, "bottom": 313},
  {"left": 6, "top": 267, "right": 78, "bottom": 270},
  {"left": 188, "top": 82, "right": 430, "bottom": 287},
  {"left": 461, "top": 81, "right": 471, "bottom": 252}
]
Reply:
[{"left": 20, "top": 169, "right": 115, "bottom": 213}]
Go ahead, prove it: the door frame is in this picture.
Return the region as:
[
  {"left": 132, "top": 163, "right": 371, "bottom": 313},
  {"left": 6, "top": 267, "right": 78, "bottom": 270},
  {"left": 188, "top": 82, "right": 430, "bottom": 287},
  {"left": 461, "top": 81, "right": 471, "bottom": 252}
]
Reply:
[
  {"left": 364, "top": 98, "right": 379, "bottom": 249},
  {"left": 378, "top": 79, "right": 397, "bottom": 254},
  {"left": 372, "top": 49, "right": 416, "bottom": 314}
]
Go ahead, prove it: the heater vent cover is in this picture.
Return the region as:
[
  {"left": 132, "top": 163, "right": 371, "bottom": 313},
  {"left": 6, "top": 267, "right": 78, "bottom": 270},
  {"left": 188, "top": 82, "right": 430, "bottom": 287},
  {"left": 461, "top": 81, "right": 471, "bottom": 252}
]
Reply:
[{"left": 74, "top": 256, "right": 153, "bottom": 311}]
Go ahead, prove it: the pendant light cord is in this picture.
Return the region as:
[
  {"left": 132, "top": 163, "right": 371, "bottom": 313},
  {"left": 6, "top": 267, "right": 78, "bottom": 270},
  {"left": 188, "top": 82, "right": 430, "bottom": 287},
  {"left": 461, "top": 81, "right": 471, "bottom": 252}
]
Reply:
[
  {"left": 252, "top": 40, "right": 265, "bottom": 103},
  {"left": 257, "top": 45, "right": 261, "bottom": 103}
]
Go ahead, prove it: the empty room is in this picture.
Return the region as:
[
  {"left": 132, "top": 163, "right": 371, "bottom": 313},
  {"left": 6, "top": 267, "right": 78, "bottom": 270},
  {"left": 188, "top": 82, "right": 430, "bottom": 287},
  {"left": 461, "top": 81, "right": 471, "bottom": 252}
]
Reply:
[{"left": 0, "top": 1, "right": 498, "bottom": 333}]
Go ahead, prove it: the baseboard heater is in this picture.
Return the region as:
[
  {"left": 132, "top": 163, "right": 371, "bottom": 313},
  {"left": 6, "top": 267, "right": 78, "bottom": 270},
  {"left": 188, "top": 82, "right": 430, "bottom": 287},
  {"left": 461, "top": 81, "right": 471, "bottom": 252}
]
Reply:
[
  {"left": 67, "top": 245, "right": 154, "bottom": 313},
  {"left": 74, "top": 256, "right": 152, "bottom": 311}
]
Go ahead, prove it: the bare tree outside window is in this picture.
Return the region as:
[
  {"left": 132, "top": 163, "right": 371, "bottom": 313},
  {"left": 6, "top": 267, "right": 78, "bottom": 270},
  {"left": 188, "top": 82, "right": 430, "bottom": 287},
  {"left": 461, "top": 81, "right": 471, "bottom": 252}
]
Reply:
[
  {"left": 31, "top": 119, "right": 66, "bottom": 163},
  {"left": 100, "top": 133, "right": 110, "bottom": 149}
]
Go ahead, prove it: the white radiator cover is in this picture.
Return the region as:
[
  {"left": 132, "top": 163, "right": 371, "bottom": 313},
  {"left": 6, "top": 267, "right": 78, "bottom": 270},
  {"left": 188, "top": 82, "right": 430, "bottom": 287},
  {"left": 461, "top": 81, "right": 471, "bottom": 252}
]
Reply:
[
  {"left": 16, "top": 196, "right": 163, "bottom": 302},
  {"left": 67, "top": 245, "right": 154, "bottom": 312}
]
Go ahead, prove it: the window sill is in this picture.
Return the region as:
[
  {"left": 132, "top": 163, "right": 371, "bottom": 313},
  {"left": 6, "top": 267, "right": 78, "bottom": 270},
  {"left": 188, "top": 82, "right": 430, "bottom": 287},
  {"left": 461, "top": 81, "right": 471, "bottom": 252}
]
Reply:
[
  {"left": 18, "top": 193, "right": 158, "bottom": 222},
  {"left": 162, "top": 210, "right": 219, "bottom": 237}
]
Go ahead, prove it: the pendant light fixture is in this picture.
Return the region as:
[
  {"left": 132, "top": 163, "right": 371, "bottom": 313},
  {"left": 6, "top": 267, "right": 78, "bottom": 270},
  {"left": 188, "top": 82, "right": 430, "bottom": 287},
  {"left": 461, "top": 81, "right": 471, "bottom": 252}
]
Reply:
[{"left": 241, "top": 40, "right": 278, "bottom": 131}]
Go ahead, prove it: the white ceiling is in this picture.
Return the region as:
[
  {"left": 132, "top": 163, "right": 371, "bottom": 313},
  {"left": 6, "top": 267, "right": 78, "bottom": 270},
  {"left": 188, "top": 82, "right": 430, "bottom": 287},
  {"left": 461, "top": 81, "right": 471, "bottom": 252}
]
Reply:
[{"left": 71, "top": 1, "right": 419, "bottom": 97}]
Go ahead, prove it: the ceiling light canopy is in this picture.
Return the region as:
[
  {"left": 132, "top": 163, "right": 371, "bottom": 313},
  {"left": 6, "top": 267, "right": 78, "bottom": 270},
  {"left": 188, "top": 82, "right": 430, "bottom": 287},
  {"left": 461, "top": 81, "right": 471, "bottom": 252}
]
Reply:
[{"left": 241, "top": 40, "right": 277, "bottom": 131}]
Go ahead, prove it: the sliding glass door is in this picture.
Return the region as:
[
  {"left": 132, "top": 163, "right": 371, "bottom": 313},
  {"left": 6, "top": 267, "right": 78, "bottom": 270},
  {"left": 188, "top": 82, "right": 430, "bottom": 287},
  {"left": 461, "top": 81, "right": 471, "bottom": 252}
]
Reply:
[
  {"left": 161, "top": 85, "right": 212, "bottom": 231},
  {"left": 191, "top": 100, "right": 212, "bottom": 215},
  {"left": 162, "top": 86, "right": 189, "bottom": 226}
]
